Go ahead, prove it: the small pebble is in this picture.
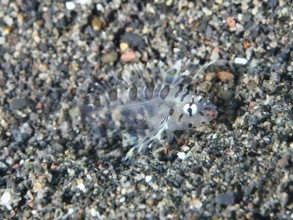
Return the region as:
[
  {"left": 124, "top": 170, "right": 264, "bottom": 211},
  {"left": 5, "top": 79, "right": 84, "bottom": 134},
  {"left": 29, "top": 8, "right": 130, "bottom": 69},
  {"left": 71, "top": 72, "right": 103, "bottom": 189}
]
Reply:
[
  {"left": 245, "top": 47, "right": 254, "bottom": 60},
  {"left": 215, "top": 0, "right": 223, "bottom": 4},
  {"left": 177, "top": 152, "right": 187, "bottom": 160},
  {"left": 278, "top": 156, "right": 289, "bottom": 169},
  {"left": 2, "top": 26, "right": 12, "bottom": 36},
  {"left": 75, "top": 0, "right": 91, "bottom": 4},
  {"left": 218, "top": 89, "right": 234, "bottom": 100},
  {"left": 269, "top": 41, "right": 278, "bottom": 48},
  {"left": 32, "top": 30, "right": 41, "bottom": 43},
  {"left": 145, "top": 175, "right": 152, "bottom": 183},
  {"left": 3, "top": 16, "right": 13, "bottom": 26},
  {"left": 101, "top": 51, "right": 118, "bottom": 64},
  {"left": 214, "top": 192, "right": 234, "bottom": 205},
  {"left": 0, "top": 119, "right": 9, "bottom": 129},
  {"left": 36, "top": 102, "right": 43, "bottom": 110},
  {"left": 0, "top": 161, "right": 8, "bottom": 174},
  {"left": 91, "top": 16, "right": 106, "bottom": 32},
  {"left": 17, "top": 14, "right": 24, "bottom": 25},
  {"left": 243, "top": 41, "right": 251, "bottom": 49},
  {"left": 165, "top": 0, "right": 173, "bottom": 6},
  {"left": 0, "top": 37, "right": 6, "bottom": 44},
  {"left": 9, "top": 98, "right": 29, "bottom": 110},
  {"left": 210, "top": 47, "right": 220, "bottom": 60},
  {"left": 234, "top": 57, "right": 248, "bottom": 65},
  {"left": 96, "top": 3, "right": 104, "bottom": 12},
  {"left": 0, "top": 191, "right": 11, "bottom": 210},
  {"left": 121, "top": 33, "right": 145, "bottom": 49},
  {"left": 33, "top": 182, "right": 43, "bottom": 192},
  {"left": 236, "top": 23, "right": 244, "bottom": 33},
  {"left": 226, "top": 17, "right": 236, "bottom": 29},
  {"left": 217, "top": 71, "right": 234, "bottom": 81},
  {"left": 202, "top": 7, "right": 213, "bottom": 16},
  {"left": 205, "top": 72, "right": 217, "bottom": 81},
  {"left": 189, "top": 197, "right": 202, "bottom": 209},
  {"left": 182, "top": 146, "right": 190, "bottom": 152},
  {"left": 120, "top": 48, "right": 136, "bottom": 62},
  {"left": 119, "top": 42, "right": 129, "bottom": 53},
  {"left": 65, "top": 2, "right": 76, "bottom": 10},
  {"left": 77, "top": 180, "right": 86, "bottom": 193}
]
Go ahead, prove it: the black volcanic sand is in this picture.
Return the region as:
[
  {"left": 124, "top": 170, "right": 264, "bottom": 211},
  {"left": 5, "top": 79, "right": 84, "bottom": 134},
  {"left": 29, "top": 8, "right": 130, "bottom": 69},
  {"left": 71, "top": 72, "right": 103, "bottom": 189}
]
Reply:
[{"left": 0, "top": 1, "right": 292, "bottom": 219}]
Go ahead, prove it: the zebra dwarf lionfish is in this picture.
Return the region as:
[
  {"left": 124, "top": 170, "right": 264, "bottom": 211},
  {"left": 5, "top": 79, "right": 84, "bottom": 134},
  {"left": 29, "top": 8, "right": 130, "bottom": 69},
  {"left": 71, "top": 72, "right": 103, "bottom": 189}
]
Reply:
[{"left": 80, "top": 59, "right": 218, "bottom": 161}]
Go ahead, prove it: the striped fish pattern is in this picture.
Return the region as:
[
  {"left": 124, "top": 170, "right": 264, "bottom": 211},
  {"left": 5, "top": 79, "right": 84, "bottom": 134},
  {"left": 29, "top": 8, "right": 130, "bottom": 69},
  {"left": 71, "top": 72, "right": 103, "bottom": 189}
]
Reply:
[{"left": 80, "top": 60, "right": 218, "bottom": 160}]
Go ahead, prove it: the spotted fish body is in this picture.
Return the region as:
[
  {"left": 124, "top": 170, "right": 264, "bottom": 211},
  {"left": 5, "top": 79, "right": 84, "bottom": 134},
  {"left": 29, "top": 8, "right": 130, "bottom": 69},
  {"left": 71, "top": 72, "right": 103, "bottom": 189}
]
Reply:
[{"left": 81, "top": 60, "right": 218, "bottom": 160}]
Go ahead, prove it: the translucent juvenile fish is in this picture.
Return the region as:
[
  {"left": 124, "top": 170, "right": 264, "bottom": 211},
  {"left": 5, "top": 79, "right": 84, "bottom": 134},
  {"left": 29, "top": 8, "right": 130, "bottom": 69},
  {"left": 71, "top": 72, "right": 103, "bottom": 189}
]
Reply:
[{"left": 80, "top": 59, "right": 218, "bottom": 160}]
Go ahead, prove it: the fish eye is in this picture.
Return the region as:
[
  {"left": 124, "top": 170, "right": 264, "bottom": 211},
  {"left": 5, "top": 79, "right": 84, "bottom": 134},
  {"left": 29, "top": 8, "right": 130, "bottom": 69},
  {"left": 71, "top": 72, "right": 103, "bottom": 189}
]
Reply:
[
  {"left": 197, "top": 96, "right": 203, "bottom": 103},
  {"left": 183, "top": 103, "right": 198, "bottom": 116}
]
